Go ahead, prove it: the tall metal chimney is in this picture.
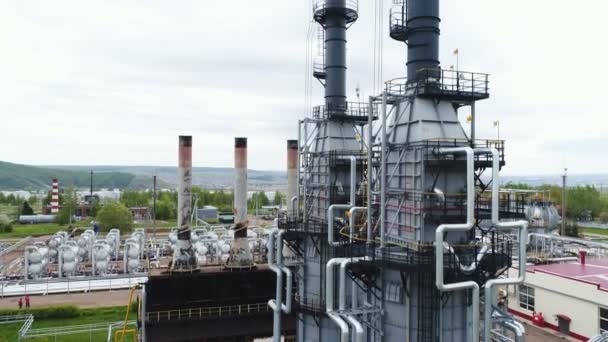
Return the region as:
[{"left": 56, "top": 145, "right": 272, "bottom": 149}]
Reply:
[
  {"left": 173, "top": 135, "right": 195, "bottom": 271},
  {"left": 407, "top": 0, "right": 440, "bottom": 81},
  {"left": 390, "top": 0, "right": 440, "bottom": 82},
  {"left": 228, "top": 137, "right": 253, "bottom": 268},
  {"left": 286, "top": 140, "right": 298, "bottom": 213},
  {"left": 314, "top": 0, "right": 358, "bottom": 113}
]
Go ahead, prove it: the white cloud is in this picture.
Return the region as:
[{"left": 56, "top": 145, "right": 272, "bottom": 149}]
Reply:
[{"left": 1, "top": 0, "right": 607, "bottom": 175}]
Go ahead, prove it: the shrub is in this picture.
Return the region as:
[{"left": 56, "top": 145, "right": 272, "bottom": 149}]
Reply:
[
  {"left": 96, "top": 202, "right": 133, "bottom": 232},
  {"left": 0, "top": 222, "right": 13, "bottom": 233}
]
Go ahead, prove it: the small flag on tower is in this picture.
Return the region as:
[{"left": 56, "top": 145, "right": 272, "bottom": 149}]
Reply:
[
  {"left": 453, "top": 48, "right": 459, "bottom": 55},
  {"left": 493, "top": 120, "right": 499, "bottom": 127}
]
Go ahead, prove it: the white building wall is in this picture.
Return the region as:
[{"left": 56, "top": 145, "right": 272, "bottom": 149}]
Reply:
[{"left": 505, "top": 267, "right": 608, "bottom": 339}]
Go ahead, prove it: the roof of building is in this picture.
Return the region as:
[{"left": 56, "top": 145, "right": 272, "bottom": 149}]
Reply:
[{"left": 526, "top": 259, "right": 608, "bottom": 291}]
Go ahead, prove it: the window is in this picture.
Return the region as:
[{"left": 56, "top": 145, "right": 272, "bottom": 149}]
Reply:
[
  {"left": 601, "top": 307, "right": 608, "bottom": 334},
  {"left": 519, "top": 285, "right": 535, "bottom": 311}
]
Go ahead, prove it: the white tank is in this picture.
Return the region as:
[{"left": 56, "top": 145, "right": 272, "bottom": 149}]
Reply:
[
  {"left": 127, "top": 246, "right": 139, "bottom": 259},
  {"left": 95, "top": 249, "right": 109, "bottom": 260},
  {"left": 28, "top": 251, "right": 42, "bottom": 263},
  {"left": 197, "top": 255, "right": 208, "bottom": 265},
  {"left": 48, "top": 238, "right": 59, "bottom": 248},
  {"left": 29, "top": 263, "right": 42, "bottom": 275},
  {"left": 169, "top": 231, "right": 178, "bottom": 243},
  {"left": 221, "top": 254, "right": 230, "bottom": 263},
  {"left": 221, "top": 243, "right": 230, "bottom": 254},
  {"left": 127, "top": 259, "right": 139, "bottom": 271},
  {"left": 78, "top": 247, "right": 87, "bottom": 257},
  {"left": 96, "top": 260, "right": 108, "bottom": 272},
  {"left": 62, "top": 250, "right": 76, "bottom": 262},
  {"left": 48, "top": 249, "right": 58, "bottom": 258},
  {"left": 62, "top": 262, "right": 76, "bottom": 273}
]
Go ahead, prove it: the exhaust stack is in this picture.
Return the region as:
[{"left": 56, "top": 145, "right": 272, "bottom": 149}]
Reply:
[
  {"left": 227, "top": 137, "right": 253, "bottom": 268},
  {"left": 287, "top": 140, "right": 298, "bottom": 213},
  {"left": 172, "top": 135, "right": 195, "bottom": 271}
]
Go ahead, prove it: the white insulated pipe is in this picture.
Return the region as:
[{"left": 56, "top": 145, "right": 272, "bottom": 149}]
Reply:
[
  {"left": 277, "top": 230, "right": 292, "bottom": 314},
  {"left": 367, "top": 97, "right": 374, "bottom": 246},
  {"left": 287, "top": 140, "right": 298, "bottom": 214},
  {"left": 479, "top": 147, "right": 528, "bottom": 342},
  {"left": 290, "top": 196, "right": 298, "bottom": 217},
  {"left": 267, "top": 229, "right": 283, "bottom": 342},
  {"left": 339, "top": 258, "right": 366, "bottom": 342},
  {"left": 435, "top": 146, "right": 479, "bottom": 342},
  {"left": 326, "top": 258, "right": 350, "bottom": 342},
  {"left": 380, "top": 91, "right": 387, "bottom": 248},
  {"left": 328, "top": 204, "right": 352, "bottom": 246}
]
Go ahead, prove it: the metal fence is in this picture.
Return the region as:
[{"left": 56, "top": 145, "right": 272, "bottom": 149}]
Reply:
[
  {"left": 1, "top": 274, "right": 147, "bottom": 297},
  {"left": 146, "top": 302, "right": 270, "bottom": 322}
]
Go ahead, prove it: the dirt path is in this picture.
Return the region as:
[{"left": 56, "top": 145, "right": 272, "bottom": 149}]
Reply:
[{"left": 0, "top": 289, "right": 139, "bottom": 310}]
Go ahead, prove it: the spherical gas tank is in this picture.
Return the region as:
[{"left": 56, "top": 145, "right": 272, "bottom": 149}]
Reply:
[
  {"left": 62, "top": 250, "right": 76, "bottom": 262},
  {"left": 38, "top": 247, "right": 49, "bottom": 257},
  {"left": 48, "top": 249, "right": 58, "bottom": 258},
  {"left": 62, "top": 262, "right": 76, "bottom": 273},
  {"left": 127, "top": 246, "right": 139, "bottom": 259},
  {"left": 191, "top": 232, "right": 200, "bottom": 243},
  {"left": 28, "top": 251, "right": 42, "bottom": 263},
  {"left": 96, "top": 261, "right": 109, "bottom": 272},
  {"left": 221, "top": 243, "right": 230, "bottom": 254},
  {"left": 96, "top": 248, "right": 109, "bottom": 260},
  {"left": 77, "top": 237, "right": 88, "bottom": 247},
  {"left": 127, "top": 259, "right": 139, "bottom": 271},
  {"left": 221, "top": 254, "right": 230, "bottom": 263},
  {"left": 29, "top": 263, "right": 42, "bottom": 275},
  {"left": 197, "top": 255, "right": 208, "bottom": 265},
  {"left": 169, "top": 232, "right": 178, "bottom": 244},
  {"left": 78, "top": 247, "right": 87, "bottom": 257},
  {"left": 48, "top": 238, "right": 59, "bottom": 248}
]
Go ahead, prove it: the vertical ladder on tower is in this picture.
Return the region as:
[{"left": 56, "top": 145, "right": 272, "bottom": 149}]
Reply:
[{"left": 313, "top": 25, "right": 326, "bottom": 81}]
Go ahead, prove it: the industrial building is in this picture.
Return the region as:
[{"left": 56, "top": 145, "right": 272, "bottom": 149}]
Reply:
[{"left": 4, "top": 1, "right": 597, "bottom": 342}]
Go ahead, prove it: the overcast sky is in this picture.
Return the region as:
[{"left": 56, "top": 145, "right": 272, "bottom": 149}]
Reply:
[{"left": 1, "top": 0, "right": 607, "bottom": 175}]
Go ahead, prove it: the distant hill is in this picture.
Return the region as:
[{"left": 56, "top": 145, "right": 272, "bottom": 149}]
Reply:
[
  {"left": 0, "top": 161, "right": 160, "bottom": 191},
  {"left": 54, "top": 165, "right": 287, "bottom": 190}
]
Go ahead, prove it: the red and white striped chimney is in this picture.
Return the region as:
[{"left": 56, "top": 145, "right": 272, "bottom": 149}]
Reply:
[{"left": 50, "top": 178, "right": 59, "bottom": 214}]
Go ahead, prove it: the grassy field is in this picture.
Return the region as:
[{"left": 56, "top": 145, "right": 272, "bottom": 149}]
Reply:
[
  {"left": 0, "top": 223, "right": 69, "bottom": 239},
  {"left": 0, "top": 220, "right": 178, "bottom": 239},
  {"left": 581, "top": 227, "right": 608, "bottom": 236},
  {"left": 0, "top": 306, "right": 137, "bottom": 342}
]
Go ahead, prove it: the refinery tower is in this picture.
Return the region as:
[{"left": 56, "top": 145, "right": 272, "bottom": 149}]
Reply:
[{"left": 279, "top": 0, "right": 529, "bottom": 341}]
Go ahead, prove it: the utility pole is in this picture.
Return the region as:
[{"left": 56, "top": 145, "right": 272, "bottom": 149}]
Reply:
[
  {"left": 153, "top": 175, "right": 157, "bottom": 240},
  {"left": 561, "top": 168, "right": 568, "bottom": 236},
  {"left": 90, "top": 170, "right": 94, "bottom": 198}
]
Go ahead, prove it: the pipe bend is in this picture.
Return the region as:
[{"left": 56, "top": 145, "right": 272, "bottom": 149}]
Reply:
[{"left": 328, "top": 204, "right": 351, "bottom": 247}]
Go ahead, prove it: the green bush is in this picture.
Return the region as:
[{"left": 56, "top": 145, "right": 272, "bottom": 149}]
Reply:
[
  {"left": 96, "top": 202, "right": 133, "bottom": 232},
  {"left": 0, "top": 305, "right": 79, "bottom": 319},
  {"left": 0, "top": 222, "right": 13, "bottom": 233}
]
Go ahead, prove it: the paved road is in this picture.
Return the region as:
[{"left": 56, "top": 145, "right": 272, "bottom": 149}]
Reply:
[
  {"left": 521, "top": 321, "right": 577, "bottom": 342},
  {"left": 0, "top": 289, "right": 138, "bottom": 309}
]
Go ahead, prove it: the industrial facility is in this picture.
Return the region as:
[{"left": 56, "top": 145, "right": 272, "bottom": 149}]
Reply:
[{"left": 3, "top": 1, "right": 608, "bottom": 342}]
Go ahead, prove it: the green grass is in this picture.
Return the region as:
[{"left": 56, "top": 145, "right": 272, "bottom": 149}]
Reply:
[
  {"left": 0, "top": 306, "right": 137, "bottom": 342},
  {"left": 581, "top": 227, "right": 608, "bottom": 236},
  {"left": 0, "top": 223, "right": 68, "bottom": 238}
]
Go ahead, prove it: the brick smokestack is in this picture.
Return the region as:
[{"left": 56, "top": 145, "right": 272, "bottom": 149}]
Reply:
[
  {"left": 50, "top": 179, "right": 59, "bottom": 214},
  {"left": 287, "top": 140, "right": 298, "bottom": 213},
  {"left": 227, "top": 137, "right": 253, "bottom": 268},
  {"left": 173, "top": 135, "right": 195, "bottom": 271}
]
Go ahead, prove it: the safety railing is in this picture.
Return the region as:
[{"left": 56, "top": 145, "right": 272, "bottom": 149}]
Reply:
[
  {"left": 146, "top": 302, "right": 271, "bottom": 322},
  {"left": 389, "top": 4, "right": 408, "bottom": 41},
  {"left": 0, "top": 274, "right": 147, "bottom": 297},
  {"left": 416, "top": 68, "right": 490, "bottom": 100},
  {"left": 312, "top": 101, "right": 378, "bottom": 122},
  {"left": 313, "top": 0, "right": 359, "bottom": 24}
]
